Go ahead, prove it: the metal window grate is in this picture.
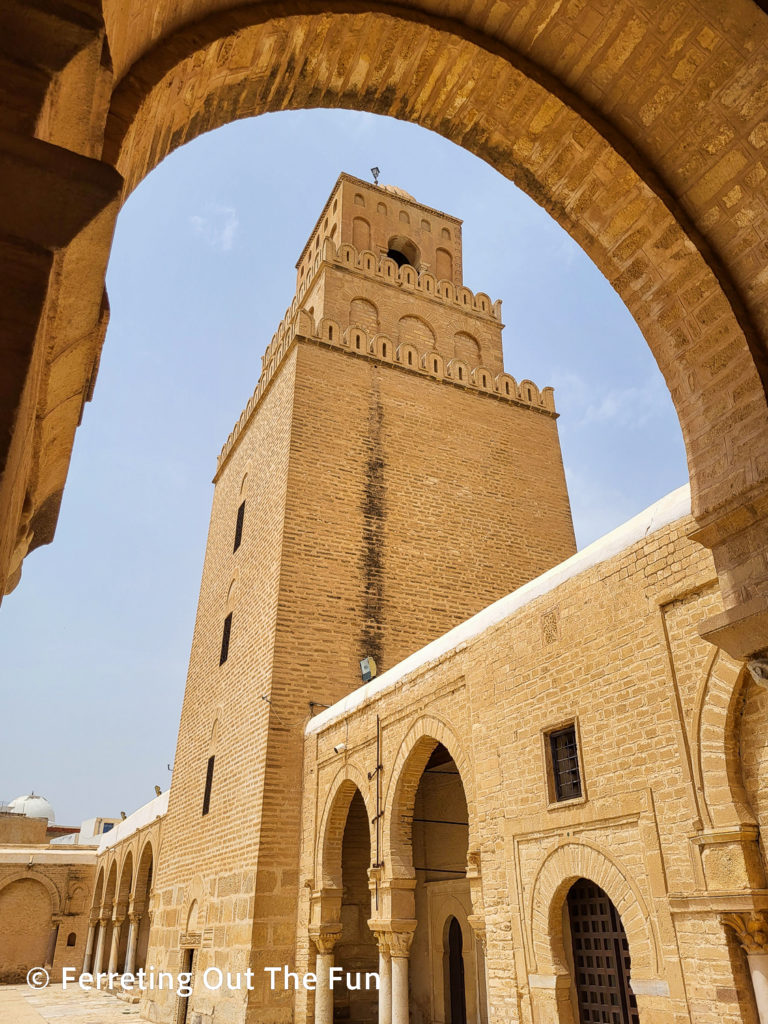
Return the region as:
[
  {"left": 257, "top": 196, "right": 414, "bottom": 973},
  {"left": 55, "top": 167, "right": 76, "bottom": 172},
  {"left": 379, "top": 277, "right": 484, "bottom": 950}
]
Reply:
[
  {"left": 202, "top": 755, "right": 215, "bottom": 816},
  {"left": 233, "top": 501, "right": 245, "bottom": 552},
  {"left": 550, "top": 725, "right": 582, "bottom": 801},
  {"left": 219, "top": 613, "right": 232, "bottom": 666}
]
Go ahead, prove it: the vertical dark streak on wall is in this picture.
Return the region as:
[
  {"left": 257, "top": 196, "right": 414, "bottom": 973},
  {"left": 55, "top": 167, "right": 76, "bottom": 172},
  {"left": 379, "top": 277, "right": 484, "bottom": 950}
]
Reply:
[{"left": 360, "top": 368, "right": 386, "bottom": 669}]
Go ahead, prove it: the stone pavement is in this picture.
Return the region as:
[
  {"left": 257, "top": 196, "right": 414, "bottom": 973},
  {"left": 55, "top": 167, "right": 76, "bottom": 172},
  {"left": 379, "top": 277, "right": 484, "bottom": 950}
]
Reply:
[{"left": 0, "top": 985, "right": 146, "bottom": 1023}]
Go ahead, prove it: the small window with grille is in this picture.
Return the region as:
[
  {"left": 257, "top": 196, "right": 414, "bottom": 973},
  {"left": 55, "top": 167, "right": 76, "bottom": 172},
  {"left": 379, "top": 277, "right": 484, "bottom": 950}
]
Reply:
[
  {"left": 548, "top": 724, "right": 582, "bottom": 802},
  {"left": 233, "top": 501, "right": 245, "bottom": 552},
  {"left": 219, "top": 613, "right": 232, "bottom": 666}
]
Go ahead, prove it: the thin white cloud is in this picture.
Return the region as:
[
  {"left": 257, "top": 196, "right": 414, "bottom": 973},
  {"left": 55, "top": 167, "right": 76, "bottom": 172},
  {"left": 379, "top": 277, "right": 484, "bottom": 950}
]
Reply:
[
  {"left": 189, "top": 204, "right": 239, "bottom": 251},
  {"left": 550, "top": 370, "right": 669, "bottom": 429},
  {"left": 579, "top": 379, "right": 668, "bottom": 428}
]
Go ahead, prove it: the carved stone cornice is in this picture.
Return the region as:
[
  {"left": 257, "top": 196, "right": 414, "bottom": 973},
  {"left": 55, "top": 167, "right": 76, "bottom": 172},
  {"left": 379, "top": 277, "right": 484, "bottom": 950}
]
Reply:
[{"left": 722, "top": 911, "right": 768, "bottom": 954}]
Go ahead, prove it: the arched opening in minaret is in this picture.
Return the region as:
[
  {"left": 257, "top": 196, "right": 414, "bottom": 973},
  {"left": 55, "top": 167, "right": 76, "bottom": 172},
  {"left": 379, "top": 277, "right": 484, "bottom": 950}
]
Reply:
[{"left": 386, "top": 236, "right": 420, "bottom": 269}]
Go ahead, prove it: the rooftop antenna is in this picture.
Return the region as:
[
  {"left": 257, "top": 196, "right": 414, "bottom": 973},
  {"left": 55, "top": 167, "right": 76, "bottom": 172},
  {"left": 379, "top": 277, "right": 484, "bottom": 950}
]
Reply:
[{"left": 371, "top": 166, "right": 380, "bottom": 185}]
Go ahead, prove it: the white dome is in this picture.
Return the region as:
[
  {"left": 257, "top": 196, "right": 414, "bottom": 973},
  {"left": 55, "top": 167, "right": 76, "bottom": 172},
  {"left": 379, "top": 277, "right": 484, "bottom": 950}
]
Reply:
[{"left": 8, "top": 793, "right": 55, "bottom": 823}]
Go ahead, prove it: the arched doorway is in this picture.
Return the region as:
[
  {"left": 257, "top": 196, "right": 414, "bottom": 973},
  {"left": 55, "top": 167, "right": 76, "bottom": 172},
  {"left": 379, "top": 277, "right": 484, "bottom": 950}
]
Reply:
[
  {"left": 445, "top": 916, "right": 467, "bottom": 1024},
  {"left": 334, "top": 789, "right": 378, "bottom": 1024},
  {"left": 566, "top": 879, "right": 639, "bottom": 1024},
  {"left": 100, "top": 862, "right": 117, "bottom": 972},
  {"left": 134, "top": 842, "right": 154, "bottom": 971},
  {"left": 116, "top": 852, "right": 133, "bottom": 971},
  {"left": 402, "top": 741, "right": 482, "bottom": 1024}
]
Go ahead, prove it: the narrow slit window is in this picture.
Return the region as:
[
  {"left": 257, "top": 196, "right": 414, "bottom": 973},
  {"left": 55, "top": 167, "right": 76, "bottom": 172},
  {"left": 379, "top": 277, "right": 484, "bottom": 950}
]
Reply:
[
  {"left": 233, "top": 501, "right": 245, "bottom": 552},
  {"left": 202, "top": 755, "right": 215, "bottom": 816},
  {"left": 219, "top": 613, "right": 232, "bottom": 666},
  {"left": 549, "top": 725, "right": 582, "bottom": 801}
]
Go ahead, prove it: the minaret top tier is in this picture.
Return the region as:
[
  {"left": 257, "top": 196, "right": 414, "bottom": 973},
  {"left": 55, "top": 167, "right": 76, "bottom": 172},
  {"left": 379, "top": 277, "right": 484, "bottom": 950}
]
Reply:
[
  {"left": 292, "top": 172, "right": 504, "bottom": 375},
  {"left": 296, "top": 172, "right": 464, "bottom": 288}
]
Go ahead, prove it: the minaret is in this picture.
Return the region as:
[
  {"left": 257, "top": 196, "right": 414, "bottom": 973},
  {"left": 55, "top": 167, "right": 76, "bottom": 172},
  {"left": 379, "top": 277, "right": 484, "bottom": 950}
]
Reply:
[{"left": 143, "top": 173, "right": 576, "bottom": 1023}]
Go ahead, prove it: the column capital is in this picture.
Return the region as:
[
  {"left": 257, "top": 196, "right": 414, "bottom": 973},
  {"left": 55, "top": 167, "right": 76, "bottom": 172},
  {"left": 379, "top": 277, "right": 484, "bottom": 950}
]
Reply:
[
  {"left": 369, "top": 921, "right": 417, "bottom": 958},
  {"left": 371, "top": 930, "right": 391, "bottom": 955},
  {"left": 388, "top": 929, "right": 415, "bottom": 958},
  {"left": 467, "top": 914, "right": 487, "bottom": 949},
  {"left": 723, "top": 912, "right": 768, "bottom": 954},
  {"left": 310, "top": 927, "right": 342, "bottom": 955}
]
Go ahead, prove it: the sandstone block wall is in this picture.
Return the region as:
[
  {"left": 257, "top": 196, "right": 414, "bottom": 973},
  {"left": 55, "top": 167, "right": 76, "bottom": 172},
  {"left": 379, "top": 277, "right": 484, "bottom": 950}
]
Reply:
[
  {"left": 300, "top": 504, "right": 765, "bottom": 1024},
  {"left": 0, "top": 861, "right": 95, "bottom": 984}
]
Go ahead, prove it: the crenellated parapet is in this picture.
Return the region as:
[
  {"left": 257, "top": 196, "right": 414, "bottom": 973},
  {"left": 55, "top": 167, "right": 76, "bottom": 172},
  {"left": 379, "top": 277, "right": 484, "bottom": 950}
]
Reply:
[
  {"left": 216, "top": 305, "right": 555, "bottom": 476},
  {"left": 324, "top": 239, "right": 501, "bottom": 321},
  {"left": 262, "top": 243, "right": 501, "bottom": 376}
]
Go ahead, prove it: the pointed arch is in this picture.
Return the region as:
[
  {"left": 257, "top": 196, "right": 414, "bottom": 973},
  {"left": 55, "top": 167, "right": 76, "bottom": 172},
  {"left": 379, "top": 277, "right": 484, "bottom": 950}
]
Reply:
[
  {"left": 383, "top": 715, "right": 476, "bottom": 878},
  {"left": 117, "top": 850, "right": 134, "bottom": 907},
  {"left": 316, "top": 764, "right": 376, "bottom": 890},
  {"left": 692, "top": 651, "right": 753, "bottom": 828},
  {"left": 103, "top": 860, "right": 118, "bottom": 911},
  {"left": 528, "top": 840, "right": 661, "bottom": 981},
  {"left": 92, "top": 865, "right": 105, "bottom": 916},
  {"left": 135, "top": 839, "right": 155, "bottom": 908}
]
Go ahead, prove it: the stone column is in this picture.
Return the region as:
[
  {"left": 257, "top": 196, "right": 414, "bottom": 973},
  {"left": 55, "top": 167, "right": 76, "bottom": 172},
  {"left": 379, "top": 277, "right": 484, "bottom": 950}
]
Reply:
[
  {"left": 468, "top": 915, "right": 489, "bottom": 1024},
  {"left": 312, "top": 928, "right": 341, "bottom": 1024},
  {"left": 124, "top": 914, "right": 140, "bottom": 976},
  {"left": 389, "top": 930, "right": 414, "bottom": 1024},
  {"left": 372, "top": 932, "right": 392, "bottom": 1024},
  {"left": 108, "top": 917, "right": 123, "bottom": 975},
  {"left": 82, "top": 922, "right": 96, "bottom": 974},
  {"left": 92, "top": 919, "right": 108, "bottom": 976},
  {"left": 723, "top": 912, "right": 768, "bottom": 1024}
]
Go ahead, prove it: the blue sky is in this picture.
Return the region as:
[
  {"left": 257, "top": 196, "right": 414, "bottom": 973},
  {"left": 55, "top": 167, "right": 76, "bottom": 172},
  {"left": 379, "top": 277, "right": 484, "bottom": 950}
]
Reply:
[{"left": 0, "top": 110, "right": 687, "bottom": 826}]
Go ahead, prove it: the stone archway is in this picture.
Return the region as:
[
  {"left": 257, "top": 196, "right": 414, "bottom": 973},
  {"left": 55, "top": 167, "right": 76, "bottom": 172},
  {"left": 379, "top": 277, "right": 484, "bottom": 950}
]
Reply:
[
  {"left": 528, "top": 840, "right": 661, "bottom": 987},
  {"left": 115, "top": 851, "right": 134, "bottom": 971},
  {"left": 379, "top": 723, "right": 479, "bottom": 1024},
  {"left": 105, "top": 6, "right": 767, "bottom": 533},
  {"left": 309, "top": 774, "right": 379, "bottom": 1024},
  {"left": 4, "top": 2, "right": 768, "bottom": 655},
  {"left": 383, "top": 716, "right": 476, "bottom": 878},
  {"left": 316, "top": 766, "right": 376, "bottom": 891},
  {"left": 134, "top": 840, "right": 154, "bottom": 972},
  {"left": 692, "top": 651, "right": 754, "bottom": 828}
]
